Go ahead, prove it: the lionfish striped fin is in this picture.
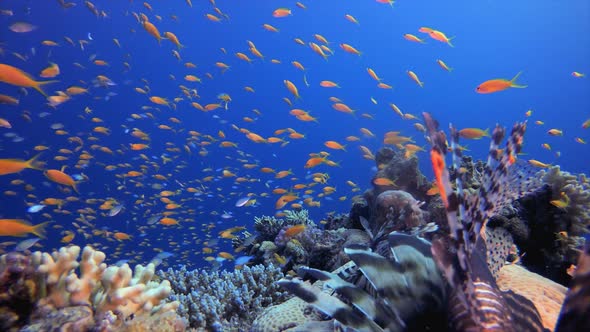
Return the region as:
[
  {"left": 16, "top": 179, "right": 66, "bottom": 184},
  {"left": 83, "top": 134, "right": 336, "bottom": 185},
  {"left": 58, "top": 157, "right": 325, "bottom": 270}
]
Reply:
[
  {"left": 300, "top": 267, "right": 403, "bottom": 331},
  {"left": 463, "top": 122, "right": 527, "bottom": 250},
  {"left": 423, "top": 112, "right": 545, "bottom": 332},
  {"left": 555, "top": 244, "right": 590, "bottom": 332},
  {"left": 276, "top": 277, "right": 386, "bottom": 332},
  {"left": 344, "top": 243, "right": 446, "bottom": 325},
  {"left": 387, "top": 232, "right": 447, "bottom": 310},
  {"left": 423, "top": 112, "right": 469, "bottom": 272},
  {"left": 344, "top": 245, "right": 413, "bottom": 324}
]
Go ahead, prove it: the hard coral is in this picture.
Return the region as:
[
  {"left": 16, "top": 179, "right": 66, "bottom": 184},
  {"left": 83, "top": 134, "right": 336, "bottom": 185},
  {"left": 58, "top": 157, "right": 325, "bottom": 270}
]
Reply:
[
  {"left": 158, "top": 263, "right": 289, "bottom": 331},
  {"left": 0, "top": 245, "right": 183, "bottom": 332}
]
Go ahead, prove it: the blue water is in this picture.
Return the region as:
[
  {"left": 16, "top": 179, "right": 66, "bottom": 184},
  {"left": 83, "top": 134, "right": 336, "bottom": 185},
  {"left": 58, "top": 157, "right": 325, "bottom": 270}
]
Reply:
[{"left": 0, "top": 0, "right": 588, "bottom": 269}]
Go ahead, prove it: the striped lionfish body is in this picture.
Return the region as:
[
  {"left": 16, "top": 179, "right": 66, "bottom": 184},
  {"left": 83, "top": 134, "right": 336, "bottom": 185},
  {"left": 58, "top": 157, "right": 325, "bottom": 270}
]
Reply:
[
  {"left": 278, "top": 232, "right": 447, "bottom": 332},
  {"left": 423, "top": 112, "right": 545, "bottom": 332}
]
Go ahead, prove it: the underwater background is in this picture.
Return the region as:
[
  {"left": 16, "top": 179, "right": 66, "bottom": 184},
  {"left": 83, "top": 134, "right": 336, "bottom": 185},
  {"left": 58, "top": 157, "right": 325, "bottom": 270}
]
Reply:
[{"left": 0, "top": 0, "right": 589, "bottom": 272}]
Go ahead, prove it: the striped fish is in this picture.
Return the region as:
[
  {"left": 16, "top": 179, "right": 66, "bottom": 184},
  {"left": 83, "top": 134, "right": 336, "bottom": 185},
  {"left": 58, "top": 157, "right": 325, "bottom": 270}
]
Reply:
[
  {"left": 423, "top": 112, "right": 545, "bottom": 332},
  {"left": 278, "top": 232, "right": 447, "bottom": 331}
]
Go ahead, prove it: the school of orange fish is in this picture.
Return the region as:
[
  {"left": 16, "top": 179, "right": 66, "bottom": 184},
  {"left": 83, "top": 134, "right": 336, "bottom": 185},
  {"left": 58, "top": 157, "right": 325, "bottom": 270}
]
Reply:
[{"left": 0, "top": 1, "right": 587, "bottom": 268}]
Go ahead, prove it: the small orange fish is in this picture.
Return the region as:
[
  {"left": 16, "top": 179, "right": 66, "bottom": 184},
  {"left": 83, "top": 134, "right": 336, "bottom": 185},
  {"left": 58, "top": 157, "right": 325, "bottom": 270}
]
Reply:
[
  {"left": 324, "top": 140, "right": 346, "bottom": 151},
  {"left": 0, "top": 63, "right": 57, "bottom": 96},
  {"left": 458, "top": 128, "right": 489, "bottom": 139},
  {"left": 407, "top": 70, "right": 424, "bottom": 87},
  {"left": 0, "top": 219, "right": 50, "bottom": 237},
  {"left": 403, "top": 34, "right": 425, "bottom": 43},
  {"left": 45, "top": 166, "right": 79, "bottom": 193},
  {"left": 373, "top": 177, "right": 396, "bottom": 186},
  {"left": 340, "top": 43, "right": 361, "bottom": 56},
  {"left": 476, "top": 72, "right": 527, "bottom": 94},
  {"left": 272, "top": 8, "right": 291, "bottom": 18},
  {"left": 143, "top": 21, "right": 162, "bottom": 44},
  {"left": 284, "top": 224, "right": 306, "bottom": 237},
  {"left": 40, "top": 62, "right": 60, "bottom": 78},
  {"left": 0, "top": 153, "right": 44, "bottom": 176},
  {"left": 284, "top": 80, "right": 300, "bottom": 99}
]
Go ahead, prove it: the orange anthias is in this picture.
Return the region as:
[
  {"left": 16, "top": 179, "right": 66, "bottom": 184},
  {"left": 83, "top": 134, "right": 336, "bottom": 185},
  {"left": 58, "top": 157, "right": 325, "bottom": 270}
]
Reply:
[
  {"left": 44, "top": 166, "right": 79, "bottom": 193},
  {"left": 0, "top": 153, "right": 44, "bottom": 176},
  {"left": 0, "top": 219, "right": 51, "bottom": 237},
  {"left": 476, "top": 72, "right": 527, "bottom": 94},
  {"left": 0, "top": 63, "right": 58, "bottom": 97}
]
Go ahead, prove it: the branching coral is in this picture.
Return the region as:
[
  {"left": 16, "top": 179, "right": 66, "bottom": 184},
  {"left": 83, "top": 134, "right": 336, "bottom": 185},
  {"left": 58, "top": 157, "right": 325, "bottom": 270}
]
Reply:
[
  {"left": 158, "top": 264, "right": 289, "bottom": 331},
  {"left": 0, "top": 245, "right": 183, "bottom": 331}
]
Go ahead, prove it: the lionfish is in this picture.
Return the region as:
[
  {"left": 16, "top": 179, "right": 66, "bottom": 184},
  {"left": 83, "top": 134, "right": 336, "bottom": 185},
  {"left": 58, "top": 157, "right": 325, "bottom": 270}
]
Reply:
[
  {"left": 278, "top": 113, "right": 553, "bottom": 331},
  {"left": 422, "top": 112, "right": 545, "bottom": 331}
]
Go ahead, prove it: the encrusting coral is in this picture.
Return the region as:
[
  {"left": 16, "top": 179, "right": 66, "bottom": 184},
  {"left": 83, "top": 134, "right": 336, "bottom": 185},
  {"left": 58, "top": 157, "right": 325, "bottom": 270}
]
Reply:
[{"left": 0, "top": 245, "right": 183, "bottom": 332}]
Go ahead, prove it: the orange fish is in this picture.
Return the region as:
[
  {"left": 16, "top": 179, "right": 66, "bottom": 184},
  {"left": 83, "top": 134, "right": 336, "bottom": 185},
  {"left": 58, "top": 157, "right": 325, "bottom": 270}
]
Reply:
[
  {"left": 373, "top": 177, "right": 396, "bottom": 186},
  {"left": 276, "top": 194, "right": 299, "bottom": 209},
  {"left": 320, "top": 80, "right": 340, "bottom": 88},
  {"left": 40, "top": 62, "right": 60, "bottom": 78},
  {"left": 0, "top": 63, "right": 57, "bottom": 97},
  {"left": 458, "top": 128, "right": 489, "bottom": 139},
  {"left": 284, "top": 224, "right": 306, "bottom": 237},
  {"left": 476, "top": 72, "right": 527, "bottom": 94},
  {"left": 345, "top": 14, "right": 359, "bottom": 25},
  {"left": 428, "top": 30, "right": 454, "bottom": 47},
  {"left": 284, "top": 80, "right": 300, "bottom": 99},
  {"left": 272, "top": 8, "right": 291, "bottom": 18},
  {"left": 407, "top": 70, "right": 424, "bottom": 87},
  {"left": 324, "top": 141, "right": 346, "bottom": 151},
  {"left": 0, "top": 153, "right": 44, "bottom": 176},
  {"left": 403, "top": 34, "right": 425, "bottom": 43},
  {"left": 340, "top": 43, "right": 361, "bottom": 56},
  {"left": 143, "top": 21, "right": 162, "bottom": 44},
  {"left": 45, "top": 166, "right": 79, "bottom": 193},
  {"left": 0, "top": 219, "right": 50, "bottom": 237}
]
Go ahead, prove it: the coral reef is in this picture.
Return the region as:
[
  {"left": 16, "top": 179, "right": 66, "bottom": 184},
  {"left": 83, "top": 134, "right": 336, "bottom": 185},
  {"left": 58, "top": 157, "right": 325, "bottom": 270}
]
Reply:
[
  {"left": 244, "top": 210, "right": 351, "bottom": 273},
  {"left": 158, "top": 263, "right": 289, "bottom": 331},
  {"left": 372, "top": 147, "right": 431, "bottom": 201},
  {"left": 505, "top": 166, "right": 589, "bottom": 285},
  {"left": 253, "top": 210, "right": 313, "bottom": 243},
  {"left": 0, "top": 246, "right": 183, "bottom": 332}
]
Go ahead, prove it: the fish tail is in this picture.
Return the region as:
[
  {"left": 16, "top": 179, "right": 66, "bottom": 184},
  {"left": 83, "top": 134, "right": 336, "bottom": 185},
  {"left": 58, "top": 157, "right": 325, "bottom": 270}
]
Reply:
[
  {"left": 72, "top": 183, "right": 80, "bottom": 194},
  {"left": 25, "top": 152, "right": 45, "bottom": 171},
  {"left": 34, "top": 80, "right": 58, "bottom": 97},
  {"left": 32, "top": 221, "right": 51, "bottom": 238},
  {"left": 510, "top": 71, "right": 527, "bottom": 88},
  {"left": 448, "top": 36, "right": 455, "bottom": 47}
]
